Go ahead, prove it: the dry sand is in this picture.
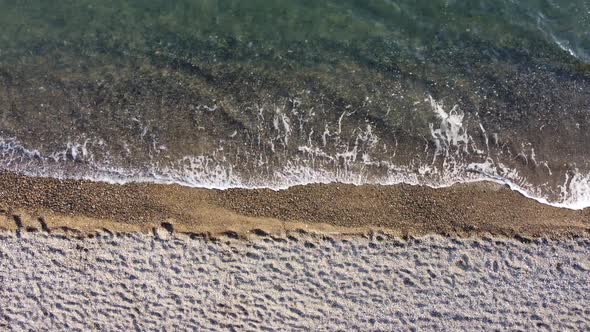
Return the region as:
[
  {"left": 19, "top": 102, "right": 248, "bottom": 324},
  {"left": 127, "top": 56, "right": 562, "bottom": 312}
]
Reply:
[
  {"left": 1, "top": 171, "right": 589, "bottom": 331},
  {"left": 0, "top": 231, "right": 589, "bottom": 331}
]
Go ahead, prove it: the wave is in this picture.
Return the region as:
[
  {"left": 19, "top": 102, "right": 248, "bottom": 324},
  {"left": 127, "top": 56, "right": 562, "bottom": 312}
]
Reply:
[{"left": 1, "top": 96, "right": 589, "bottom": 210}]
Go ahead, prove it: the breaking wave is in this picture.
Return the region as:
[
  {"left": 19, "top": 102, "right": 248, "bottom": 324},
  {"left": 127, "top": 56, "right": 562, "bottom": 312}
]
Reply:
[{"left": 2, "top": 96, "right": 588, "bottom": 210}]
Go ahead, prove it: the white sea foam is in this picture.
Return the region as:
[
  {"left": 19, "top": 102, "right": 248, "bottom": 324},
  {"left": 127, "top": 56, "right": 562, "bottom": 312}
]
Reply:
[
  {"left": 428, "top": 96, "right": 469, "bottom": 160},
  {"left": 0, "top": 95, "right": 589, "bottom": 210}
]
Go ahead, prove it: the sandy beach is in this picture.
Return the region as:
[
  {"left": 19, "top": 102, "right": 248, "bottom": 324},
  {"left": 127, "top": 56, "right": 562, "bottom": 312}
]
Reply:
[
  {"left": 0, "top": 172, "right": 589, "bottom": 330},
  {"left": 1, "top": 231, "right": 589, "bottom": 330},
  {"left": 0, "top": 171, "right": 588, "bottom": 239},
  {"left": 1, "top": 1, "right": 589, "bottom": 330}
]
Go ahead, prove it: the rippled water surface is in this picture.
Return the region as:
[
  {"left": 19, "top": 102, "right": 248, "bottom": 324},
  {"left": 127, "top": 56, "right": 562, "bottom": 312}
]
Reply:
[{"left": 0, "top": 0, "right": 589, "bottom": 207}]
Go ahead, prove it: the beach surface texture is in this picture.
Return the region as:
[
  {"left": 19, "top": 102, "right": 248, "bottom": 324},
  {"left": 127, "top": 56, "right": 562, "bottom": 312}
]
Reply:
[
  {"left": 0, "top": 171, "right": 589, "bottom": 330},
  {"left": 1, "top": 231, "right": 589, "bottom": 331},
  {"left": 1, "top": 0, "right": 590, "bottom": 330}
]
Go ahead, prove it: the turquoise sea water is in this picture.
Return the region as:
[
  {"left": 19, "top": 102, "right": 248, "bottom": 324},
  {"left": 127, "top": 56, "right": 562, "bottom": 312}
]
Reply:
[{"left": 0, "top": 0, "right": 589, "bottom": 207}]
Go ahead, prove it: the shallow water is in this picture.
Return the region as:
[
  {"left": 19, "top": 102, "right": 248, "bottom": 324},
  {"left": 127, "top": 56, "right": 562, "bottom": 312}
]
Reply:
[
  {"left": 0, "top": 232, "right": 589, "bottom": 330},
  {"left": 0, "top": 1, "right": 589, "bottom": 207}
]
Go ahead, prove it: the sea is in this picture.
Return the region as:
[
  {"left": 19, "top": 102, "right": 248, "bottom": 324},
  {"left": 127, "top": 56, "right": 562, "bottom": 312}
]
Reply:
[{"left": 0, "top": 0, "right": 589, "bottom": 208}]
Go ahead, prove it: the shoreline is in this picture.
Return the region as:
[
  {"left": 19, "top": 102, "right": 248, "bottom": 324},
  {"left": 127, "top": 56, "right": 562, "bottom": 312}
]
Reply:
[{"left": 0, "top": 171, "right": 588, "bottom": 240}]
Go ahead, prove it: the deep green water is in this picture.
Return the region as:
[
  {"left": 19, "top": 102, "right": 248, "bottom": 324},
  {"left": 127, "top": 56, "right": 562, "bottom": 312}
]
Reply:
[{"left": 0, "top": 0, "right": 589, "bottom": 206}]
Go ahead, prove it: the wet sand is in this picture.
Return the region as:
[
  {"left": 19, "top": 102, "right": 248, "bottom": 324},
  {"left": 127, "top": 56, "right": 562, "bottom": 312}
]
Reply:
[
  {"left": 1, "top": 171, "right": 589, "bottom": 330},
  {"left": 0, "top": 171, "right": 588, "bottom": 239}
]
